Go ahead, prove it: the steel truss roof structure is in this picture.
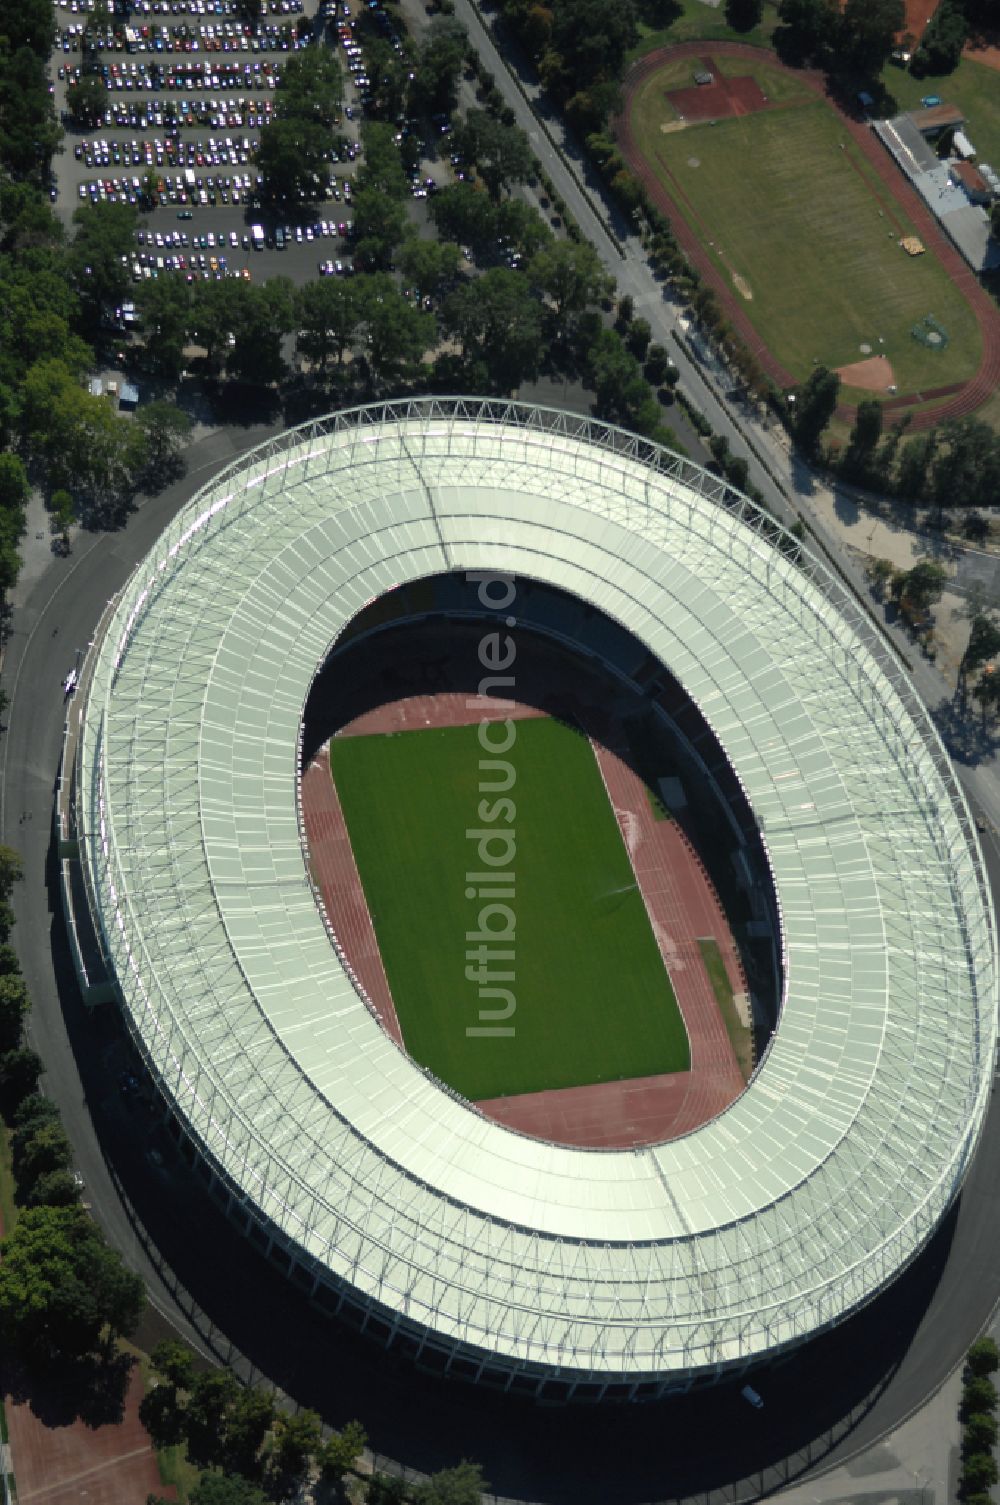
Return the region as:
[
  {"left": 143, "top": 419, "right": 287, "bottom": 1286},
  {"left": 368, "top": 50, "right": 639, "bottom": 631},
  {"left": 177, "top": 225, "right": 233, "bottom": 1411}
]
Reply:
[{"left": 76, "top": 398, "right": 997, "bottom": 1398}]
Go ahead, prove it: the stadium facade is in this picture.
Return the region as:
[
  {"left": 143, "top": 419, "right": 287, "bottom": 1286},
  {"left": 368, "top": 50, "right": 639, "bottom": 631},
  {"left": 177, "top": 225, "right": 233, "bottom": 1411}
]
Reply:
[{"left": 65, "top": 398, "right": 997, "bottom": 1401}]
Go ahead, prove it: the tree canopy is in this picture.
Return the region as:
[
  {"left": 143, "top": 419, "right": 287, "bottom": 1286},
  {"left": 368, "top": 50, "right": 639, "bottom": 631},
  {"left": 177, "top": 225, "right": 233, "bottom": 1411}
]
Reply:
[{"left": 0, "top": 1204, "right": 145, "bottom": 1360}]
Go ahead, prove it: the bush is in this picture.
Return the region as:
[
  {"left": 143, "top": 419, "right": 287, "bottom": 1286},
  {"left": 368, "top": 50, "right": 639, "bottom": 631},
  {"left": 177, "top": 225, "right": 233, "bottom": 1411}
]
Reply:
[
  {"left": 963, "top": 1376, "right": 998, "bottom": 1417},
  {"left": 969, "top": 1337, "right": 1000, "bottom": 1377},
  {"left": 961, "top": 1453, "right": 998, "bottom": 1494},
  {"left": 964, "top": 1412, "right": 998, "bottom": 1454}
]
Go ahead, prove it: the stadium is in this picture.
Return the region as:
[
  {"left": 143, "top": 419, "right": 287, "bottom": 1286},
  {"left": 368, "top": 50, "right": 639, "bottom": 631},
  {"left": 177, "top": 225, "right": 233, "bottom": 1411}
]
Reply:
[{"left": 66, "top": 397, "right": 996, "bottom": 1402}]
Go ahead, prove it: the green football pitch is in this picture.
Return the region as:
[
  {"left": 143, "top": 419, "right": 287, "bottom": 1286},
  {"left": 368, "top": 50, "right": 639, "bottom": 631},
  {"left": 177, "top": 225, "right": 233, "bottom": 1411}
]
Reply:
[
  {"left": 626, "top": 57, "right": 982, "bottom": 397},
  {"left": 330, "top": 717, "right": 689, "bottom": 1101}
]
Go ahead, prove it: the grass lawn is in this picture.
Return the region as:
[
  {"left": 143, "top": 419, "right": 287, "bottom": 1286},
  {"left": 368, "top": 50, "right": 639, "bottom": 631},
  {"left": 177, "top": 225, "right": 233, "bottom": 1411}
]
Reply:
[
  {"left": 879, "top": 55, "right": 1000, "bottom": 173},
  {"left": 0, "top": 1124, "right": 17, "bottom": 1238},
  {"left": 626, "top": 62, "right": 982, "bottom": 392},
  {"left": 330, "top": 717, "right": 689, "bottom": 1101},
  {"left": 697, "top": 937, "right": 753, "bottom": 1081}
]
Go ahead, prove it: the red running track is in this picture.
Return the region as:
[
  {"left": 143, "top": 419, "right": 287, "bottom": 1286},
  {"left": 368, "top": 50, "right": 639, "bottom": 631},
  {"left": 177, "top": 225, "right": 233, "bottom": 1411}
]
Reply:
[
  {"left": 617, "top": 42, "right": 1000, "bottom": 431},
  {"left": 301, "top": 695, "right": 749, "bottom": 1147}
]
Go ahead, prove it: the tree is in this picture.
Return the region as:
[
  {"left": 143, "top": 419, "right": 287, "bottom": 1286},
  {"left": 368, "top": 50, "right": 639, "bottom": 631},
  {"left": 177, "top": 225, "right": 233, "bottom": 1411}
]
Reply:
[
  {"left": 964, "top": 1376, "right": 999, "bottom": 1416},
  {"left": 140, "top": 1381, "right": 188, "bottom": 1449},
  {"left": 0, "top": 1047, "right": 43, "bottom": 1116},
  {"left": 185, "top": 1369, "right": 241, "bottom": 1470},
  {"left": 897, "top": 558, "right": 947, "bottom": 615},
  {"left": 839, "top": 0, "right": 905, "bottom": 74},
  {"left": 774, "top": 0, "right": 838, "bottom": 63},
  {"left": 49, "top": 489, "right": 76, "bottom": 553},
  {"left": 67, "top": 72, "right": 107, "bottom": 130},
  {"left": 962, "top": 1454, "right": 999, "bottom": 1494},
  {"left": 275, "top": 47, "right": 343, "bottom": 130},
  {"left": 0, "top": 47, "right": 62, "bottom": 181},
  {"left": 268, "top": 1408, "right": 322, "bottom": 1482},
  {"left": 791, "top": 366, "right": 840, "bottom": 456},
  {"left": 151, "top": 1338, "right": 197, "bottom": 1392},
  {"left": 429, "top": 184, "right": 498, "bottom": 257},
  {"left": 961, "top": 615, "right": 1000, "bottom": 686},
  {"left": 189, "top": 1474, "right": 267, "bottom": 1505},
  {"left": 223, "top": 1386, "right": 275, "bottom": 1478},
  {"left": 23, "top": 1168, "right": 82, "bottom": 1209},
  {"left": 865, "top": 556, "right": 896, "bottom": 600},
  {"left": 585, "top": 328, "right": 660, "bottom": 436},
  {"left": 913, "top": 0, "right": 967, "bottom": 73},
  {"left": 70, "top": 202, "right": 139, "bottom": 330},
  {"left": 189, "top": 279, "right": 244, "bottom": 370},
  {"left": 367, "top": 1476, "right": 408, "bottom": 1505},
  {"left": 0, "top": 1204, "right": 144, "bottom": 1360},
  {"left": 352, "top": 189, "right": 409, "bottom": 271},
  {"left": 357, "top": 122, "right": 410, "bottom": 200},
  {"left": 21, "top": 360, "right": 146, "bottom": 504},
  {"left": 0, "top": 453, "right": 30, "bottom": 517},
  {"left": 0, "top": 973, "right": 29, "bottom": 1053},
  {"left": 440, "top": 267, "right": 544, "bottom": 394},
  {"left": 644, "top": 344, "right": 671, "bottom": 385},
  {"left": 398, "top": 239, "right": 462, "bottom": 303},
  {"left": 11, "top": 1091, "right": 58, "bottom": 1133},
  {"left": 256, "top": 118, "right": 331, "bottom": 209},
  {"left": 14, "top": 1121, "right": 73, "bottom": 1195},
  {"left": 135, "top": 403, "right": 193, "bottom": 484},
  {"left": 547, "top": 0, "right": 637, "bottom": 99},
  {"left": 842, "top": 398, "right": 883, "bottom": 481},
  {"left": 361, "top": 36, "right": 413, "bottom": 121},
  {"left": 973, "top": 674, "right": 1000, "bottom": 727},
  {"left": 527, "top": 238, "right": 609, "bottom": 321},
  {"left": 452, "top": 111, "right": 534, "bottom": 202},
  {"left": 225, "top": 274, "right": 295, "bottom": 388},
  {"left": 412, "top": 16, "right": 468, "bottom": 113},
  {"left": 969, "top": 1337, "right": 1000, "bottom": 1378},
  {"left": 0, "top": 945, "right": 19, "bottom": 976},
  {"left": 930, "top": 418, "right": 1000, "bottom": 514},
  {"left": 964, "top": 1413, "right": 999, "bottom": 1454},
  {"left": 725, "top": 0, "right": 763, "bottom": 29},
  {"left": 357, "top": 275, "right": 436, "bottom": 388},
  {"left": 295, "top": 278, "right": 361, "bottom": 372},
  {"left": 494, "top": 199, "right": 553, "bottom": 259},
  {"left": 318, "top": 1419, "right": 367, "bottom": 1484},
  {"left": 136, "top": 277, "right": 191, "bottom": 380},
  {"left": 896, "top": 430, "right": 938, "bottom": 502},
  {"left": 412, "top": 1460, "right": 487, "bottom": 1505}
]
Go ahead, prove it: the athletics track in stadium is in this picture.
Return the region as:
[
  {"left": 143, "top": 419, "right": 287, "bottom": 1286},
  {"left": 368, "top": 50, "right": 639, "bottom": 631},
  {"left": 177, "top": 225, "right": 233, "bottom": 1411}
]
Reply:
[{"left": 301, "top": 675, "right": 749, "bottom": 1150}]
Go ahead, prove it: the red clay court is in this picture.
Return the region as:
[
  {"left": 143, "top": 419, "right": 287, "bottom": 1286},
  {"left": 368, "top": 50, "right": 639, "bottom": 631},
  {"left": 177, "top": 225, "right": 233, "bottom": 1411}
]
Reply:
[
  {"left": 666, "top": 59, "right": 770, "bottom": 123},
  {"left": 6, "top": 1368, "right": 173, "bottom": 1505},
  {"left": 301, "top": 678, "right": 750, "bottom": 1149}
]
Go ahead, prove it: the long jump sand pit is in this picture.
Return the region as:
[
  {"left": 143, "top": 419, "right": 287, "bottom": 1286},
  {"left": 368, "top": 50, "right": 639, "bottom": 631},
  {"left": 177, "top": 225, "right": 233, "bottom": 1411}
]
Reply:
[{"left": 836, "top": 353, "right": 898, "bottom": 391}]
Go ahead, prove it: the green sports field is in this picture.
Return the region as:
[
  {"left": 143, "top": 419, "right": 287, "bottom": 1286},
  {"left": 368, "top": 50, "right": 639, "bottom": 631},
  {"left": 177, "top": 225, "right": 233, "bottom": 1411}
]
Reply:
[
  {"left": 627, "top": 58, "right": 982, "bottom": 397},
  {"left": 330, "top": 717, "right": 689, "bottom": 1101}
]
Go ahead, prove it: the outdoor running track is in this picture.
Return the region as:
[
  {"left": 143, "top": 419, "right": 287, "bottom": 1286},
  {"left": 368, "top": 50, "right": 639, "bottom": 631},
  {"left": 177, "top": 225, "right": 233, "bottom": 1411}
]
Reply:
[
  {"left": 617, "top": 41, "right": 1000, "bottom": 431},
  {"left": 300, "top": 692, "right": 747, "bottom": 1149}
]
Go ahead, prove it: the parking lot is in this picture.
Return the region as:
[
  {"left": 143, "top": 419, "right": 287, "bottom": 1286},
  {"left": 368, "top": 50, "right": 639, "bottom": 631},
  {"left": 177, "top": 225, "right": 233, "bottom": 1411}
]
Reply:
[{"left": 48, "top": 0, "right": 421, "bottom": 289}]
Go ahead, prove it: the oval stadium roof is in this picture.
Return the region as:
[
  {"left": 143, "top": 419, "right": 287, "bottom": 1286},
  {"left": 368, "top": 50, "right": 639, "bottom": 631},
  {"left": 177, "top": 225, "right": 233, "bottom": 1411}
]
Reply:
[{"left": 76, "top": 398, "right": 997, "bottom": 1388}]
